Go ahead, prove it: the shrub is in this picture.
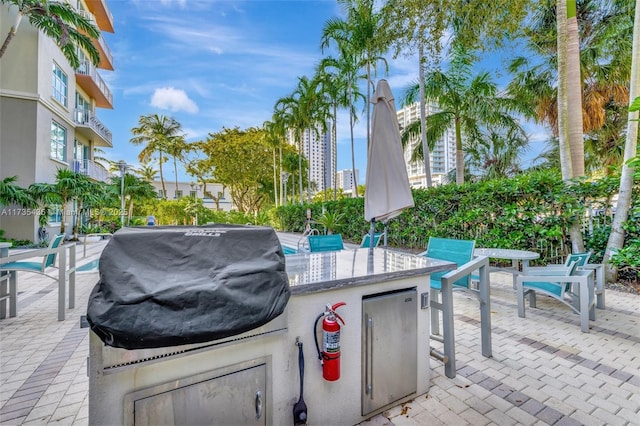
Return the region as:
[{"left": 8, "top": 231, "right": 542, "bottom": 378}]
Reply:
[{"left": 272, "top": 169, "right": 636, "bottom": 269}]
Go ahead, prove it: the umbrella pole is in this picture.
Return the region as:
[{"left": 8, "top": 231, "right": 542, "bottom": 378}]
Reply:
[
  {"left": 383, "top": 224, "right": 388, "bottom": 247},
  {"left": 369, "top": 219, "right": 376, "bottom": 254}
]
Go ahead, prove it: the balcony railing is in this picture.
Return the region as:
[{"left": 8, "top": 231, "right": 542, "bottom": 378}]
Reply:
[
  {"left": 96, "top": 33, "right": 113, "bottom": 69},
  {"left": 72, "top": 159, "right": 110, "bottom": 182},
  {"left": 79, "top": 9, "right": 96, "bottom": 25},
  {"left": 74, "top": 109, "right": 112, "bottom": 145},
  {"left": 76, "top": 60, "right": 113, "bottom": 108},
  {"left": 78, "top": 10, "right": 113, "bottom": 69},
  {"left": 85, "top": 0, "right": 114, "bottom": 33}
]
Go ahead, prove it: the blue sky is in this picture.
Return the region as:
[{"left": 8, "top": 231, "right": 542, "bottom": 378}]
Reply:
[{"left": 99, "top": 0, "right": 549, "bottom": 183}]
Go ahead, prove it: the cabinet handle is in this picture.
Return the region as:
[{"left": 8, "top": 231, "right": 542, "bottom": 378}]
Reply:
[
  {"left": 366, "top": 316, "right": 374, "bottom": 397},
  {"left": 255, "top": 390, "right": 263, "bottom": 419}
]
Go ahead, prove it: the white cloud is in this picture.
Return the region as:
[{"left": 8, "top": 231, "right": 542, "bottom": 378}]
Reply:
[
  {"left": 150, "top": 87, "right": 199, "bottom": 114},
  {"left": 182, "top": 127, "right": 211, "bottom": 140},
  {"left": 159, "top": 0, "right": 187, "bottom": 7}
]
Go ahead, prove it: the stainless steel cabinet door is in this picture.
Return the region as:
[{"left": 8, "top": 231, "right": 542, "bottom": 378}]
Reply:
[
  {"left": 134, "top": 364, "right": 266, "bottom": 425},
  {"left": 362, "top": 288, "right": 417, "bottom": 416}
]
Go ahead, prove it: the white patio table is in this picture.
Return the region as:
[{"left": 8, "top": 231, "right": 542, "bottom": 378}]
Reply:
[{"left": 474, "top": 248, "right": 540, "bottom": 288}]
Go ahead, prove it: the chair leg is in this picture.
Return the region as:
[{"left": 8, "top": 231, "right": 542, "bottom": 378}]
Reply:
[
  {"left": 588, "top": 274, "right": 596, "bottom": 321},
  {"left": 527, "top": 290, "right": 537, "bottom": 308},
  {"left": 9, "top": 271, "right": 17, "bottom": 318},
  {"left": 516, "top": 279, "right": 526, "bottom": 318},
  {"left": 0, "top": 276, "right": 6, "bottom": 319},
  {"left": 431, "top": 289, "right": 441, "bottom": 336},
  {"left": 595, "top": 266, "right": 605, "bottom": 309},
  {"left": 579, "top": 277, "right": 590, "bottom": 333},
  {"left": 440, "top": 281, "right": 456, "bottom": 378},
  {"left": 478, "top": 264, "right": 492, "bottom": 359}
]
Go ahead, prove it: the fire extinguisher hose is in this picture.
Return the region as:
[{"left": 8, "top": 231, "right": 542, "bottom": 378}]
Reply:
[{"left": 313, "top": 312, "right": 324, "bottom": 363}]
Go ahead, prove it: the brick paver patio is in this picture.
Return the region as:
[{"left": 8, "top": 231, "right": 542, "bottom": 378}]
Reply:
[{"left": 1, "top": 237, "right": 638, "bottom": 425}]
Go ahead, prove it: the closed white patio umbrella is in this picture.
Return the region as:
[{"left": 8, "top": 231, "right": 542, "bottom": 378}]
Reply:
[{"left": 364, "top": 79, "right": 414, "bottom": 248}]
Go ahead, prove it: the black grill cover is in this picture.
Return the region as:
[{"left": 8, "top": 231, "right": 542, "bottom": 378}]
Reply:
[{"left": 86, "top": 225, "right": 290, "bottom": 349}]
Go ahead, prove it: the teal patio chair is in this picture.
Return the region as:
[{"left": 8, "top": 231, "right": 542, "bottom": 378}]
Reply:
[
  {"left": 0, "top": 234, "right": 65, "bottom": 276},
  {"left": 421, "top": 237, "right": 476, "bottom": 291},
  {"left": 0, "top": 234, "right": 75, "bottom": 320},
  {"left": 419, "top": 237, "right": 492, "bottom": 378},
  {"left": 516, "top": 259, "right": 596, "bottom": 333},
  {"left": 360, "top": 232, "right": 384, "bottom": 248},
  {"left": 525, "top": 251, "right": 604, "bottom": 309},
  {"left": 308, "top": 234, "right": 344, "bottom": 252},
  {"left": 527, "top": 252, "right": 591, "bottom": 271}
]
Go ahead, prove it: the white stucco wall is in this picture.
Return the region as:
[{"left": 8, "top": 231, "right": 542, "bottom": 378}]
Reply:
[{"left": 88, "top": 274, "right": 432, "bottom": 425}]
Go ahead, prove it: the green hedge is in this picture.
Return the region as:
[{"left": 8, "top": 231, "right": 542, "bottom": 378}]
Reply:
[{"left": 273, "top": 169, "right": 634, "bottom": 266}]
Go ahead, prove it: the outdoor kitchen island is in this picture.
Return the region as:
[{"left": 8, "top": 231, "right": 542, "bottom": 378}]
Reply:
[{"left": 88, "top": 245, "right": 455, "bottom": 426}]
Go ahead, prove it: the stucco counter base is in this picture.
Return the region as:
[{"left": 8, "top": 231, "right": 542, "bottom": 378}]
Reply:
[{"left": 88, "top": 248, "right": 455, "bottom": 425}]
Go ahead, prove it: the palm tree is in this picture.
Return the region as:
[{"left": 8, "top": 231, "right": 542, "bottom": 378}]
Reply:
[
  {"left": 402, "top": 46, "right": 529, "bottom": 184},
  {"left": 566, "top": 0, "right": 586, "bottom": 177},
  {"left": 313, "top": 67, "right": 342, "bottom": 201},
  {"left": 91, "top": 147, "right": 111, "bottom": 170},
  {"left": 273, "top": 96, "right": 303, "bottom": 203},
  {"left": 275, "top": 76, "right": 329, "bottom": 203},
  {"left": 263, "top": 120, "right": 286, "bottom": 207},
  {"left": 605, "top": 0, "right": 640, "bottom": 281},
  {"left": 29, "top": 169, "right": 89, "bottom": 235},
  {"left": 165, "top": 135, "right": 189, "bottom": 197},
  {"left": 130, "top": 114, "right": 182, "bottom": 199},
  {"left": 316, "top": 50, "right": 366, "bottom": 199},
  {"left": 321, "top": 0, "right": 389, "bottom": 152},
  {"left": 108, "top": 173, "right": 156, "bottom": 225},
  {"left": 508, "top": 0, "right": 632, "bottom": 175},
  {"left": 281, "top": 151, "right": 305, "bottom": 204},
  {"left": 81, "top": 181, "right": 115, "bottom": 230},
  {"left": 71, "top": 175, "right": 98, "bottom": 238},
  {"left": 295, "top": 76, "right": 331, "bottom": 203},
  {"left": 135, "top": 164, "right": 159, "bottom": 183},
  {"left": 556, "top": 0, "right": 585, "bottom": 180},
  {"left": 0, "top": 0, "right": 100, "bottom": 68},
  {"left": 0, "top": 176, "right": 36, "bottom": 208},
  {"left": 382, "top": 0, "right": 448, "bottom": 188},
  {"left": 466, "top": 128, "right": 528, "bottom": 180}
]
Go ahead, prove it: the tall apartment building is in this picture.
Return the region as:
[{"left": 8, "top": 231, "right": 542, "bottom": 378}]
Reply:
[
  {"left": 0, "top": 0, "right": 115, "bottom": 241},
  {"left": 336, "top": 169, "right": 359, "bottom": 194},
  {"left": 286, "top": 124, "right": 335, "bottom": 194},
  {"left": 396, "top": 102, "right": 456, "bottom": 187}
]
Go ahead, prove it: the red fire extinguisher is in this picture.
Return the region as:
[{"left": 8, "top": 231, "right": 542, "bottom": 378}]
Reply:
[{"left": 314, "top": 302, "right": 346, "bottom": 381}]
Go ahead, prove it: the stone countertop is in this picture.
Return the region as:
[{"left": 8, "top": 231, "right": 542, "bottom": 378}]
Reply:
[{"left": 285, "top": 247, "right": 455, "bottom": 295}]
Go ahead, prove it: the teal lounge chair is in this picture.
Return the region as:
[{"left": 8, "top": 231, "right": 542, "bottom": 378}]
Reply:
[
  {"left": 0, "top": 234, "right": 75, "bottom": 321},
  {"left": 0, "top": 234, "right": 65, "bottom": 275},
  {"left": 308, "top": 234, "right": 344, "bottom": 252},
  {"left": 516, "top": 259, "right": 596, "bottom": 333},
  {"left": 525, "top": 252, "right": 604, "bottom": 309},
  {"left": 360, "top": 233, "right": 384, "bottom": 248}
]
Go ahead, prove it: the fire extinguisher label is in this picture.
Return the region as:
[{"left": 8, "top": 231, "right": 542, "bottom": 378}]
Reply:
[{"left": 323, "top": 331, "right": 340, "bottom": 353}]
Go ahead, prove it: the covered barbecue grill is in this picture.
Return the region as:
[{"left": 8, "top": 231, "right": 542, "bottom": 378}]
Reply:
[
  {"left": 88, "top": 225, "right": 290, "bottom": 425},
  {"left": 87, "top": 224, "right": 290, "bottom": 349}
]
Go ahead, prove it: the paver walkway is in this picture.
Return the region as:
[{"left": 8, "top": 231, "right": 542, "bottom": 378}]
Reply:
[{"left": 0, "top": 236, "right": 638, "bottom": 425}]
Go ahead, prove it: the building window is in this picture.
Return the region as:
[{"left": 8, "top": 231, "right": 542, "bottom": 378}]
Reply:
[
  {"left": 73, "top": 140, "right": 86, "bottom": 173},
  {"left": 158, "top": 190, "right": 165, "bottom": 198},
  {"left": 75, "top": 93, "right": 90, "bottom": 123},
  {"left": 49, "top": 204, "right": 62, "bottom": 224},
  {"left": 175, "top": 190, "right": 183, "bottom": 199},
  {"left": 52, "top": 63, "right": 68, "bottom": 106},
  {"left": 189, "top": 191, "right": 197, "bottom": 198},
  {"left": 51, "top": 121, "right": 67, "bottom": 161}
]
